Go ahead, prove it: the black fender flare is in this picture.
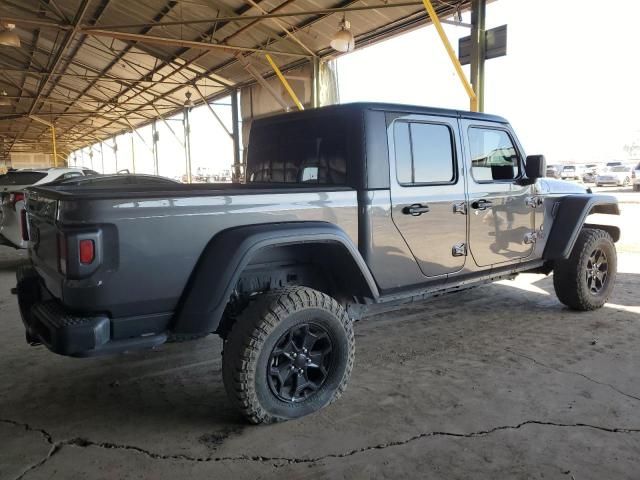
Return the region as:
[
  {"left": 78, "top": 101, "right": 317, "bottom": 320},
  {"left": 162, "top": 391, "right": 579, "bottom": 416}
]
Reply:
[
  {"left": 543, "top": 194, "right": 620, "bottom": 260},
  {"left": 172, "top": 222, "right": 379, "bottom": 336}
]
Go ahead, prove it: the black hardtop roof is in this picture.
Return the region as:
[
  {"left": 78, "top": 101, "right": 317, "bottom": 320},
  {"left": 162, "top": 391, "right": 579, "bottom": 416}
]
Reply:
[{"left": 255, "top": 102, "right": 509, "bottom": 125}]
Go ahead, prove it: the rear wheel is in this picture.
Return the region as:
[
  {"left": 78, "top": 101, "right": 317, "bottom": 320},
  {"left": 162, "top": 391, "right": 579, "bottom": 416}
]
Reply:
[
  {"left": 222, "top": 287, "right": 354, "bottom": 424},
  {"left": 623, "top": 177, "right": 631, "bottom": 187},
  {"left": 553, "top": 228, "right": 616, "bottom": 310}
]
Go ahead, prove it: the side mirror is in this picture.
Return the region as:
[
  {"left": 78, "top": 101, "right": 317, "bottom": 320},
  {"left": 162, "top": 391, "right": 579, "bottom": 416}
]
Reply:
[{"left": 519, "top": 155, "right": 546, "bottom": 185}]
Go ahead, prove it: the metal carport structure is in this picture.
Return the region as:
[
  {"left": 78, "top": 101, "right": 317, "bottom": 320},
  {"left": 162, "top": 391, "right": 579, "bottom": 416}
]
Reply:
[{"left": 0, "top": 0, "right": 489, "bottom": 177}]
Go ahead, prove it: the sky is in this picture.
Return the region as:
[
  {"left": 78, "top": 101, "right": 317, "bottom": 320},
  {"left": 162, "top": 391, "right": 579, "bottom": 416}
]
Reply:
[{"left": 338, "top": 0, "right": 640, "bottom": 164}]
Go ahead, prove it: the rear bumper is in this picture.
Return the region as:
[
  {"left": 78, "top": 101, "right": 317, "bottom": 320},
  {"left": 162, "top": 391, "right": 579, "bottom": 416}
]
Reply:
[{"left": 16, "top": 266, "right": 167, "bottom": 357}]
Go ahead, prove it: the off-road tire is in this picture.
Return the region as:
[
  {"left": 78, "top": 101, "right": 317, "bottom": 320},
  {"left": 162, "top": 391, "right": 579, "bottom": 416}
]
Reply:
[
  {"left": 553, "top": 228, "right": 616, "bottom": 310},
  {"left": 222, "top": 287, "right": 355, "bottom": 424}
]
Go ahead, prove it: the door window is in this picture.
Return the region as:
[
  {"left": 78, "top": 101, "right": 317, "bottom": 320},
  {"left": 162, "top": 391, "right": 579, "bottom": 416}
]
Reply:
[
  {"left": 468, "top": 128, "right": 520, "bottom": 182},
  {"left": 394, "top": 121, "right": 455, "bottom": 185}
]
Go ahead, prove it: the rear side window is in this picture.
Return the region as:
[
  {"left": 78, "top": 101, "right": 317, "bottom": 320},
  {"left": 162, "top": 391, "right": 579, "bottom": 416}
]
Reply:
[
  {"left": 468, "top": 128, "right": 520, "bottom": 182},
  {"left": 246, "top": 117, "right": 348, "bottom": 185},
  {"left": 0, "top": 172, "right": 48, "bottom": 185},
  {"left": 394, "top": 121, "right": 455, "bottom": 185}
]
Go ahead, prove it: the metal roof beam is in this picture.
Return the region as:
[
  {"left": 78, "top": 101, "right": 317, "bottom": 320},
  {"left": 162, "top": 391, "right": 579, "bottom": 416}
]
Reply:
[
  {"left": 83, "top": 29, "right": 311, "bottom": 59},
  {"left": 82, "top": 2, "right": 424, "bottom": 30},
  {"left": 27, "top": 0, "right": 91, "bottom": 115}
]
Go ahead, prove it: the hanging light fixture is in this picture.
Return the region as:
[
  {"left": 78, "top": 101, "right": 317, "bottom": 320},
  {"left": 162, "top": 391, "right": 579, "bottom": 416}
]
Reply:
[
  {"left": 0, "top": 90, "right": 11, "bottom": 106},
  {"left": 0, "top": 23, "right": 21, "bottom": 48},
  {"left": 330, "top": 16, "right": 354, "bottom": 53}
]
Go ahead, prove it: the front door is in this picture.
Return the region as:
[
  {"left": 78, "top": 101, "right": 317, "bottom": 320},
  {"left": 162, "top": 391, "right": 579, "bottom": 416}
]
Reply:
[
  {"left": 461, "top": 120, "right": 536, "bottom": 267},
  {"left": 388, "top": 114, "right": 467, "bottom": 278}
]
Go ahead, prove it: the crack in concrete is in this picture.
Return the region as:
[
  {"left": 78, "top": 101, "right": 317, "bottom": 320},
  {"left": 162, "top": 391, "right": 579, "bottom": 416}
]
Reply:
[
  {"left": 4, "top": 416, "right": 640, "bottom": 477},
  {"left": 506, "top": 348, "right": 640, "bottom": 403},
  {"left": 0, "top": 418, "right": 53, "bottom": 444},
  {"left": 0, "top": 419, "right": 57, "bottom": 480}
]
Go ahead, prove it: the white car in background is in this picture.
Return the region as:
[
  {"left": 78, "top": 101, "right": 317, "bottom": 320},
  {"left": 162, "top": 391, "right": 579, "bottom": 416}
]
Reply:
[
  {"left": 560, "top": 165, "right": 582, "bottom": 180},
  {"left": 595, "top": 165, "right": 632, "bottom": 187},
  {"left": 0, "top": 168, "right": 98, "bottom": 248}
]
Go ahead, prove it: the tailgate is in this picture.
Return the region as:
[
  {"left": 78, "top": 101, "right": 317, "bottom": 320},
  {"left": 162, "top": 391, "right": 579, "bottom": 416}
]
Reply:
[{"left": 26, "top": 191, "right": 61, "bottom": 277}]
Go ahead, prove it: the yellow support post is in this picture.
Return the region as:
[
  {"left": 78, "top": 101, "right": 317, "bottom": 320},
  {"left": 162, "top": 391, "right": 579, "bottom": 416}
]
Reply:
[
  {"left": 265, "top": 54, "right": 304, "bottom": 111},
  {"left": 51, "top": 125, "right": 58, "bottom": 167},
  {"left": 421, "top": 0, "right": 478, "bottom": 112},
  {"left": 30, "top": 115, "right": 59, "bottom": 166}
]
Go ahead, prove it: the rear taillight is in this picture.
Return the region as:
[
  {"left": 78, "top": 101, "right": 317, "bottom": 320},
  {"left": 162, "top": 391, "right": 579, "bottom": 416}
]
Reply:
[
  {"left": 8, "top": 192, "right": 25, "bottom": 210},
  {"left": 79, "top": 239, "right": 95, "bottom": 265},
  {"left": 20, "top": 209, "right": 29, "bottom": 242},
  {"left": 57, "top": 232, "right": 67, "bottom": 274}
]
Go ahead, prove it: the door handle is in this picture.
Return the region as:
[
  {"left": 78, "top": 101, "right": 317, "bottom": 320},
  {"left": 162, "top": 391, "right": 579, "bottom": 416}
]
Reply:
[
  {"left": 402, "top": 203, "right": 430, "bottom": 216},
  {"left": 471, "top": 199, "right": 493, "bottom": 211}
]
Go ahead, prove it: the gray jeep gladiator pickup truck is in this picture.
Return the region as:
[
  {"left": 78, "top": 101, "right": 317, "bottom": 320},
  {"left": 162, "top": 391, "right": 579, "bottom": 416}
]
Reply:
[{"left": 15, "top": 103, "right": 620, "bottom": 424}]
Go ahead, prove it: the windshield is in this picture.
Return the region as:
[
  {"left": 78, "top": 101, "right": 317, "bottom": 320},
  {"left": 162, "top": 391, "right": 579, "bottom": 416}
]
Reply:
[
  {"left": 0, "top": 172, "right": 47, "bottom": 186},
  {"left": 610, "top": 166, "right": 628, "bottom": 172}
]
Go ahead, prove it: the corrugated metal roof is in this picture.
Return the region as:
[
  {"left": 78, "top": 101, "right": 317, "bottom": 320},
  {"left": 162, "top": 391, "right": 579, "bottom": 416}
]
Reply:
[{"left": 0, "top": 0, "right": 473, "bottom": 161}]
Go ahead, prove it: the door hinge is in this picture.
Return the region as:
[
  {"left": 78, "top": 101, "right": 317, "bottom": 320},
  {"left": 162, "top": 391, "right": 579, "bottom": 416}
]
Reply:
[
  {"left": 524, "top": 232, "right": 538, "bottom": 245},
  {"left": 453, "top": 202, "right": 467, "bottom": 215},
  {"left": 525, "top": 196, "right": 543, "bottom": 208},
  {"left": 452, "top": 242, "right": 467, "bottom": 257}
]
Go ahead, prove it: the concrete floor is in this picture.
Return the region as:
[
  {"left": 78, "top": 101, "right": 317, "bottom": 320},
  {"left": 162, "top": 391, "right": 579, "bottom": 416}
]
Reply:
[{"left": 1, "top": 200, "right": 639, "bottom": 480}]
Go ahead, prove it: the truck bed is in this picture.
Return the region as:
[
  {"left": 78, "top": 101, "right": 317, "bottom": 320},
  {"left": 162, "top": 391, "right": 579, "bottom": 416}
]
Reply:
[{"left": 25, "top": 183, "right": 360, "bottom": 325}]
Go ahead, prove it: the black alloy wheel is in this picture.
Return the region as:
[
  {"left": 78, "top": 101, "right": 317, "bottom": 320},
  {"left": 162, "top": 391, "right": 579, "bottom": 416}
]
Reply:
[
  {"left": 267, "top": 323, "right": 334, "bottom": 403},
  {"left": 586, "top": 248, "right": 608, "bottom": 294},
  {"left": 222, "top": 287, "right": 354, "bottom": 424},
  {"left": 553, "top": 228, "right": 617, "bottom": 311}
]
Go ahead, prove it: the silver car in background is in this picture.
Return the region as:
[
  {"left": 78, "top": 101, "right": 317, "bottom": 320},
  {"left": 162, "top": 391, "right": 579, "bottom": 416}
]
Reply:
[
  {"left": 595, "top": 165, "right": 632, "bottom": 187},
  {"left": 0, "top": 168, "right": 97, "bottom": 248}
]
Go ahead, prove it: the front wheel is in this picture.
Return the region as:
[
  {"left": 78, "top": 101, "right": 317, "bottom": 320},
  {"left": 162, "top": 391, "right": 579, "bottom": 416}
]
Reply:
[
  {"left": 553, "top": 228, "right": 617, "bottom": 310},
  {"left": 623, "top": 177, "right": 631, "bottom": 186},
  {"left": 222, "top": 287, "right": 355, "bottom": 424}
]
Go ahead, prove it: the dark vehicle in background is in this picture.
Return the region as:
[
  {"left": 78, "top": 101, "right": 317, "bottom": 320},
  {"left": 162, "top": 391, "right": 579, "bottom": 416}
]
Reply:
[
  {"left": 633, "top": 162, "right": 640, "bottom": 191},
  {"left": 545, "top": 164, "right": 562, "bottom": 179},
  {"left": 46, "top": 173, "right": 179, "bottom": 187},
  {"left": 582, "top": 164, "right": 598, "bottom": 183},
  {"left": 15, "top": 103, "right": 620, "bottom": 424}
]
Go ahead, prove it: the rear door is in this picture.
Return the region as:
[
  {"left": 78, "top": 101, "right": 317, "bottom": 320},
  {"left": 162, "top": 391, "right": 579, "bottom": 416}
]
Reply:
[
  {"left": 460, "top": 120, "right": 536, "bottom": 267},
  {"left": 388, "top": 113, "right": 467, "bottom": 278}
]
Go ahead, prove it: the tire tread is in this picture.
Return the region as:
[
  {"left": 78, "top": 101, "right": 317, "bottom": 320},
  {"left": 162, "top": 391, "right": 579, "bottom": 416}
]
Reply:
[{"left": 222, "top": 286, "right": 354, "bottom": 424}]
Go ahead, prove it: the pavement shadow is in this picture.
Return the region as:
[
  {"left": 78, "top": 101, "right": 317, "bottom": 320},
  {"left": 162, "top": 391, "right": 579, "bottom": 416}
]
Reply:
[
  {"left": 1, "top": 270, "right": 638, "bottom": 444},
  {"left": 0, "top": 246, "right": 28, "bottom": 272}
]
